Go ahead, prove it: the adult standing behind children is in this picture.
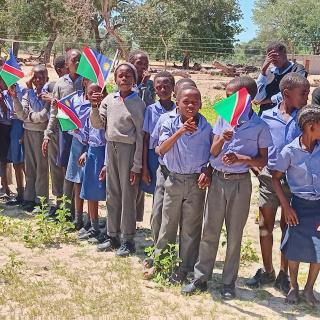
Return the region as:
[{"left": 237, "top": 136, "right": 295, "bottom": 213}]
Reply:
[{"left": 254, "top": 42, "right": 307, "bottom": 115}]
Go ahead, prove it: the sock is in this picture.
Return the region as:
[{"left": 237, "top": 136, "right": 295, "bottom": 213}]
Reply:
[{"left": 91, "top": 218, "right": 99, "bottom": 232}]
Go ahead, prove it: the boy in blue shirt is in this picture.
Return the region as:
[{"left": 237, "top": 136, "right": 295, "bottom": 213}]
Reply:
[
  {"left": 182, "top": 77, "right": 273, "bottom": 299},
  {"left": 247, "top": 73, "right": 310, "bottom": 294}
]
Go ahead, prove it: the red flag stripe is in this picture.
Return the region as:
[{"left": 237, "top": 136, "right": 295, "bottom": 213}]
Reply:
[
  {"left": 2, "top": 63, "right": 24, "bottom": 78},
  {"left": 82, "top": 47, "right": 104, "bottom": 88},
  {"left": 230, "top": 89, "right": 250, "bottom": 126},
  {"left": 57, "top": 101, "right": 82, "bottom": 129}
]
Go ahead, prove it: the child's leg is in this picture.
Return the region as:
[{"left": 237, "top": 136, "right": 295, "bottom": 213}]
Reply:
[
  {"left": 74, "top": 183, "right": 84, "bottom": 224},
  {"left": 286, "top": 260, "right": 300, "bottom": 303},
  {"left": 303, "top": 263, "right": 320, "bottom": 305},
  {"left": 280, "top": 212, "right": 289, "bottom": 273},
  {"left": 88, "top": 200, "right": 99, "bottom": 232},
  {"left": 0, "top": 162, "right": 10, "bottom": 194},
  {"left": 136, "top": 190, "right": 144, "bottom": 222},
  {"left": 13, "top": 163, "right": 24, "bottom": 199}
]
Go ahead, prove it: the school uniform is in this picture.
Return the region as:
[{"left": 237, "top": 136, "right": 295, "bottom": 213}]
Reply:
[
  {"left": 141, "top": 101, "right": 175, "bottom": 194},
  {"left": 0, "top": 96, "right": 12, "bottom": 164},
  {"left": 155, "top": 113, "right": 212, "bottom": 272},
  {"left": 13, "top": 88, "right": 50, "bottom": 203},
  {"left": 193, "top": 113, "right": 272, "bottom": 286},
  {"left": 276, "top": 137, "right": 320, "bottom": 263},
  {"left": 259, "top": 106, "right": 300, "bottom": 209},
  {"left": 149, "top": 109, "right": 178, "bottom": 242},
  {"left": 80, "top": 120, "right": 106, "bottom": 201},
  {"left": 90, "top": 91, "right": 145, "bottom": 241}
]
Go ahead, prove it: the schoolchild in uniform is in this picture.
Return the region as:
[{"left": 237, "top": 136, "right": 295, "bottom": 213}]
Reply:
[
  {"left": 90, "top": 62, "right": 145, "bottom": 256},
  {"left": 272, "top": 105, "right": 320, "bottom": 306},
  {"left": 182, "top": 77, "right": 273, "bottom": 299},
  {"left": 247, "top": 73, "right": 310, "bottom": 294}
]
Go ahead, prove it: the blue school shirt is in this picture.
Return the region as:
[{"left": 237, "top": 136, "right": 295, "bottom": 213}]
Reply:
[
  {"left": 211, "top": 113, "right": 273, "bottom": 173},
  {"left": 275, "top": 137, "right": 320, "bottom": 200},
  {"left": 261, "top": 105, "right": 300, "bottom": 170},
  {"left": 159, "top": 113, "right": 212, "bottom": 174},
  {"left": 143, "top": 101, "right": 176, "bottom": 149},
  {"left": 84, "top": 118, "right": 106, "bottom": 148},
  {"left": 27, "top": 83, "right": 51, "bottom": 112}
]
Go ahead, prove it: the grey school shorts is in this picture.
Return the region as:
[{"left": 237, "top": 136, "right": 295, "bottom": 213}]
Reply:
[{"left": 258, "top": 167, "right": 291, "bottom": 209}]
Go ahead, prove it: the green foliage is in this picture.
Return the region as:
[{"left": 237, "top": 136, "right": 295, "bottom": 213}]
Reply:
[
  {"left": 0, "top": 252, "right": 23, "bottom": 284},
  {"left": 144, "top": 244, "right": 181, "bottom": 285},
  {"left": 200, "top": 95, "right": 222, "bottom": 125},
  {"left": 240, "top": 239, "right": 259, "bottom": 265}
]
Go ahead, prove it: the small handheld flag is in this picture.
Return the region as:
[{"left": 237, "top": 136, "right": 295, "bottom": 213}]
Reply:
[
  {"left": 213, "top": 88, "right": 252, "bottom": 126},
  {"left": 56, "top": 91, "right": 83, "bottom": 131},
  {"left": 0, "top": 49, "right": 24, "bottom": 87},
  {"left": 76, "top": 47, "right": 113, "bottom": 89}
]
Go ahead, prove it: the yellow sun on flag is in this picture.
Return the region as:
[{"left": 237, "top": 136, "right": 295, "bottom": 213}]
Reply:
[
  {"left": 65, "top": 100, "right": 70, "bottom": 107},
  {"left": 103, "top": 62, "right": 110, "bottom": 71}
]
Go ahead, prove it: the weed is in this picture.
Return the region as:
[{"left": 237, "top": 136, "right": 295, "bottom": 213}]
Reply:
[
  {"left": 0, "top": 252, "right": 23, "bottom": 284},
  {"left": 240, "top": 239, "right": 259, "bottom": 265}
]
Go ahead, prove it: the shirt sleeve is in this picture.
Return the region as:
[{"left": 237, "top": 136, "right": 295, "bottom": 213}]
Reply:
[
  {"left": 274, "top": 146, "right": 291, "bottom": 173},
  {"left": 142, "top": 107, "right": 151, "bottom": 133},
  {"left": 254, "top": 73, "right": 268, "bottom": 102},
  {"left": 257, "top": 124, "right": 273, "bottom": 148},
  {"left": 271, "top": 92, "right": 283, "bottom": 105},
  {"left": 158, "top": 119, "right": 173, "bottom": 145}
]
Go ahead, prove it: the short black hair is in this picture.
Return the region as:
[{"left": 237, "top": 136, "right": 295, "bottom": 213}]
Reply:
[
  {"left": 66, "top": 49, "right": 81, "bottom": 62},
  {"left": 226, "top": 76, "right": 257, "bottom": 99},
  {"left": 297, "top": 104, "right": 320, "bottom": 130},
  {"left": 128, "top": 50, "right": 149, "bottom": 64},
  {"left": 32, "top": 64, "right": 47, "bottom": 73},
  {"left": 54, "top": 55, "right": 66, "bottom": 71},
  {"left": 176, "top": 86, "right": 201, "bottom": 101},
  {"left": 174, "top": 78, "right": 197, "bottom": 95},
  {"left": 154, "top": 71, "right": 175, "bottom": 87},
  {"left": 279, "top": 72, "right": 310, "bottom": 94},
  {"left": 266, "top": 41, "right": 287, "bottom": 54}
]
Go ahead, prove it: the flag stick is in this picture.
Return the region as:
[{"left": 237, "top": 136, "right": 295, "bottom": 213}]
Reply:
[{"left": 100, "top": 49, "right": 119, "bottom": 94}]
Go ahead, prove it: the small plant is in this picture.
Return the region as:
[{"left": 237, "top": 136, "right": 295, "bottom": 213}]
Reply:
[
  {"left": 240, "top": 239, "right": 259, "bottom": 265},
  {"left": 0, "top": 252, "right": 23, "bottom": 284},
  {"left": 144, "top": 244, "right": 181, "bottom": 285}
]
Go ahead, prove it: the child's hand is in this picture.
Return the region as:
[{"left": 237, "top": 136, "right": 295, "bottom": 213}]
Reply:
[
  {"left": 178, "top": 117, "right": 197, "bottom": 135},
  {"left": 99, "top": 165, "right": 107, "bottom": 181},
  {"left": 26, "top": 72, "right": 34, "bottom": 89},
  {"left": 129, "top": 171, "right": 139, "bottom": 186},
  {"left": 8, "top": 85, "right": 17, "bottom": 98},
  {"left": 197, "top": 173, "right": 211, "bottom": 189},
  {"left": 262, "top": 50, "right": 278, "bottom": 75},
  {"left": 40, "top": 92, "right": 53, "bottom": 104},
  {"left": 51, "top": 98, "right": 58, "bottom": 109},
  {"left": 222, "top": 152, "right": 239, "bottom": 165},
  {"left": 142, "top": 70, "right": 151, "bottom": 84},
  {"left": 91, "top": 92, "right": 103, "bottom": 108},
  {"left": 251, "top": 167, "right": 262, "bottom": 177},
  {"left": 78, "top": 152, "right": 87, "bottom": 167},
  {"left": 42, "top": 138, "right": 49, "bottom": 157},
  {"left": 283, "top": 205, "right": 299, "bottom": 226},
  {"left": 222, "top": 129, "right": 233, "bottom": 141},
  {"left": 19, "top": 137, "right": 24, "bottom": 145},
  {"left": 142, "top": 168, "right": 151, "bottom": 185}
]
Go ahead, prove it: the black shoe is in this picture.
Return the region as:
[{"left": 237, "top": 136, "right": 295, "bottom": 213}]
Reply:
[
  {"left": 116, "top": 241, "right": 136, "bottom": 257},
  {"left": 97, "top": 236, "right": 121, "bottom": 252},
  {"left": 246, "top": 268, "right": 276, "bottom": 288},
  {"left": 72, "top": 220, "right": 84, "bottom": 231},
  {"left": 169, "top": 269, "right": 188, "bottom": 285},
  {"left": 45, "top": 206, "right": 58, "bottom": 221},
  {"left": 78, "top": 225, "right": 91, "bottom": 236},
  {"left": 78, "top": 228, "right": 100, "bottom": 241},
  {"left": 274, "top": 270, "right": 290, "bottom": 295},
  {"left": 220, "top": 284, "right": 236, "bottom": 300},
  {"left": 181, "top": 279, "right": 208, "bottom": 295},
  {"left": 20, "top": 201, "right": 36, "bottom": 212},
  {"left": 6, "top": 197, "right": 23, "bottom": 206},
  {"left": 88, "top": 232, "right": 108, "bottom": 244}
]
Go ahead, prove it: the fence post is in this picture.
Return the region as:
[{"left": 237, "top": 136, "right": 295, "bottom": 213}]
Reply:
[{"left": 161, "top": 35, "right": 168, "bottom": 70}]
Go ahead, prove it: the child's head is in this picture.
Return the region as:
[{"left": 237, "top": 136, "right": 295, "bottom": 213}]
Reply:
[
  {"left": 32, "top": 64, "right": 48, "bottom": 90},
  {"left": 266, "top": 42, "right": 288, "bottom": 69},
  {"left": 226, "top": 76, "right": 257, "bottom": 99},
  {"left": 66, "top": 49, "right": 81, "bottom": 75},
  {"left": 154, "top": 71, "right": 175, "bottom": 101},
  {"left": 85, "top": 81, "right": 102, "bottom": 103},
  {"left": 54, "top": 55, "right": 68, "bottom": 77},
  {"left": 174, "top": 78, "right": 197, "bottom": 98},
  {"left": 279, "top": 73, "right": 310, "bottom": 108},
  {"left": 114, "top": 62, "right": 138, "bottom": 93},
  {"left": 297, "top": 105, "right": 320, "bottom": 137},
  {"left": 176, "top": 86, "right": 202, "bottom": 120},
  {"left": 128, "top": 50, "right": 149, "bottom": 81}
]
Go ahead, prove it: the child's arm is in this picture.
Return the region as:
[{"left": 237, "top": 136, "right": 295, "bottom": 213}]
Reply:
[
  {"left": 211, "top": 129, "right": 233, "bottom": 157},
  {"left": 90, "top": 93, "right": 106, "bottom": 129},
  {"left": 272, "top": 170, "right": 299, "bottom": 226},
  {"left": 142, "top": 132, "right": 151, "bottom": 185},
  {"left": 11, "top": 87, "right": 30, "bottom": 121},
  {"left": 78, "top": 152, "right": 87, "bottom": 167},
  {"left": 158, "top": 117, "right": 196, "bottom": 155}
]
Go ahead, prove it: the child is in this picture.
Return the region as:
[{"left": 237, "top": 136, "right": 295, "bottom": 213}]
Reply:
[
  {"left": 78, "top": 82, "right": 106, "bottom": 241},
  {"left": 128, "top": 50, "right": 155, "bottom": 223},
  {"left": 150, "top": 86, "right": 212, "bottom": 284},
  {"left": 182, "top": 77, "right": 272, "bottom": 299},
  {"left": 272, "top": 105, "right": 320, "bottom": 306},
  {"left": 247, "top": 73, "right": 310, "bottom": 294},
  {"left": 90, "top": 62, "right": 145, "bottom": 256},
  {"left": 141, "top": 71, "right": 175, "bottom": 194},
  {"left": 11, "top": 65, "right": 50, "bottom": 212}
]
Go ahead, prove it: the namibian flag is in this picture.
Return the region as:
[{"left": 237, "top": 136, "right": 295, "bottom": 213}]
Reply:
[
  {"left": 76, "top": 47, "right": 113, "bottom": 88},
  {"left": 56, "top": 91, "right": 83, "bottom": 131},
  {"left": 0, "top": 49, "right": 24, "bottom": 87},
  {"left": 213, "top": 88, "right": 252, "bottom": 126}
]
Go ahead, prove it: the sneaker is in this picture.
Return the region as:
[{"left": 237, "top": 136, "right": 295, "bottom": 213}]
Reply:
[
  {"left": 274, "top": 270, "right": 290, "bottom": 295},
  {"left": 97, "top": 236, "right": 121, "bottom": 252},
  {"left": 20, "top": 201, "right": 36, "bottom": 212},
  {"left": 78, "top": 228, "right": 100, "bottom": 241},
  {"left": 32, "top": 206, "right": 43, "bottom": 215},
  {"left": 6, "top": 197, "right": 23, "bottom": 206},
  {"left": 45, "top": 206, "right": 57, "bottom": 220},
  {"left": 78, "top": 226, "right": 91, "bottom": 236},
  {"left": 88, "top": 232, "right": 108, "bottom": 244},
  {"left": 116, "top": 241, "right": 136, "bottom": 257},
  {"left": 220, "top": 284, "right": 236, "bottom": 300},
  {"left": 169, "top": 268, "right": 188, "bottom": 285},
  {"left": 246, "top": 268, "right": 276, "bottom": 288},
  {"left": 181, "top": 279, "right": 208, "bottom": 295},
  {"left": 72, "top": 220, "right": 84, "bottom": 231}
]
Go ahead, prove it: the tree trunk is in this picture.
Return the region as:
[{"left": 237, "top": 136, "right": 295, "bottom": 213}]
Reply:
[
  {"left": 91, "top": 16, "right": 102, "bottom": 52},
  {"left": 43, "top": 32, "right": 58, "bottom": 64},
  {"left": 12, "top": 36, "right": 20, "bottom": 57}
]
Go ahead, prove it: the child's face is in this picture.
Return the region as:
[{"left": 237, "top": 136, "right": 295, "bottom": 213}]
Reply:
[
  {"left": 268, "top": 49, "right": 288, "bottom": 69},
  {"left": 67, "top": 51, "right": 81, "bottom": 74},
  {"left": 177, "top": 89, "right": 201, "bottom": 120},
  {"left": 115, "top": 65, "right": 135, "bottom": 92},
  {"left": 56, "top": 64, "right": 68, "bottom": 78},
  {"left": 133, "top": 55, "right": 149, "bottom": 79},
  {"left": 86, "top": 84, "right": 100, "bottom": 102},
  {"left": 285, "top": 85, "right": 310, "bottom": 109},
  {"left": 154, "top": 77, "right": 173, "bottom": 100},
  {"left": 33, "top": 71, "right": 47, "bottom": 89}
]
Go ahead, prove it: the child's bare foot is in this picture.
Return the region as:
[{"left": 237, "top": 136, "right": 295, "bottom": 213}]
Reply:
[
  {"left": 286, "top": 288, "right": 300, "bottom": 304},
  {"left": 143, "top": 266, "right": 155, "bottom": 280},
  {"left": 302, "top": 289, "right": 320, "bottom": 307}
]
